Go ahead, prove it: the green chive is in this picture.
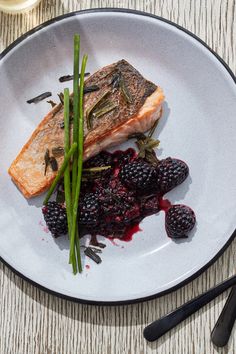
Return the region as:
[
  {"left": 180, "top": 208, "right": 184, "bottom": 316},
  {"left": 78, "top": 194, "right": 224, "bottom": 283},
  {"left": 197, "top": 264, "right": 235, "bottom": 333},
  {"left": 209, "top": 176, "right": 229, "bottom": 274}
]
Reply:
[
  {"left": 63, "top": 88, "right": 72, "bottom": 228},
  {"left": 69, "top": 54, "right": 88, "bottom": 274},
  {"left": 64, "top": 88, "right": 79, "bottom": 273},
  {"left": 71, "top": 34, "right": 80, "bottom": 201}
]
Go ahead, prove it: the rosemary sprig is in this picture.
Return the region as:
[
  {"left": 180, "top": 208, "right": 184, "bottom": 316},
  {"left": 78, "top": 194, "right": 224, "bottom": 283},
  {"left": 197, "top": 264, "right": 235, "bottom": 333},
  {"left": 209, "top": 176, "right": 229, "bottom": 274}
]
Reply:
[
  {"left": 71, "top": 34, "right": 80, "bottom": 202},
  {"left": 84, "top": 247, "right": 102, "bottom": 264},
  {"left": 84, "top": 85, "right": 100, "bottom": 94},
  {"left": 148, "top": 119, "right": 159, "bottom": 138},
  {"left": 83, "top": 166, "right": 111, "bottom": 172},
  {"left": 49, "top": 157, "right": 58, "bottom": 171},
  {"left": 59, "top": 86, "right": 100, "bottom": 107},
  {"left": 92, "top": 100, "right": 117, "bottom": 119},
  {"left": 58, "top": 92, "right": 64, "bottom": 105},
  {"left": 44, "top": 149, "right": 50, "bottom": 176},
  {"left": 120, "top": 77, "right": 133, "bottom": 104},
  {"left": 47, "top": 100, "right": 57, "bottom": 107},
  {"left": 69, "top": 54, "right": 88, "bottom": 274},
  {"left": 27, "top": 91, "right": 52, "bottom": 104},
  {"left": 110, "top": 71, "right": 133, "bottom": 103},
  {"left": 52, "top": 146, "right": 64, "bottom": 157},
  {"left": 129, "top": 120, "right": 161, "bottom": 165},
  {"left": 59, "top": 72, "right": 90, "bottom": 82},
  {"left": 43, "top": 143, "right": 77, "bottom": 205},
  {"left": 111, "top": 71, "right": 121, "bottom": 89},
  {"left": 86, "top": 89, "right": 110, "bottom": 129}
]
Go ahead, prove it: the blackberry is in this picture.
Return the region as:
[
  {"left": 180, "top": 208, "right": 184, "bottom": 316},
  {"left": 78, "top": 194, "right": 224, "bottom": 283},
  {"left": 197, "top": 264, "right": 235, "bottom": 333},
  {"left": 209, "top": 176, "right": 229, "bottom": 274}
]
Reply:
[
  {"left": 80, "top": 179, "right": 95, "bottom": 195},
  {"left": 165, "top": 204, "right": 196, "bottom": 238},
  {"left": 83, "top": 151, "right": 113, "bottom": 182},
  {"left": 113, "top": 148, "right": 136, "bottom": 166},
  {"left": 140, "top": 195, "right": 160, "bottom": 217},
  {"left": 97, "top": 181, "right": 140, "bottom": 226},
  {"left": 156, "top": 157, "right": 189, "bottom": 194},
  {"left": 78, "top": 193, "right": 100, "bottom": 227},
  {"left": 84, "top": 151, "right": 112, "bottom": 168},
  {"left": 42, "top": 201, "right": 68, "bottom": 237},
  {"left": 119, "top": 159, "right": 158, "bottom": 193}
]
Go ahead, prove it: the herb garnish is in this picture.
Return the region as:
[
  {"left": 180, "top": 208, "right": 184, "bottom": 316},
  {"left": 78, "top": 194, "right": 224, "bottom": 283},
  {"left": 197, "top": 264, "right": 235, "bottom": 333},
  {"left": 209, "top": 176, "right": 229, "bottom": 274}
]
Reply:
[
  {"left": 129, "top": 120, "right": 160, "bottom": 165},
  {"left": 27, "top": 91, "right": 52, "bottom": 104},
  {"left": 95, "top": 242, "right": 106, "bottom": 249},
  {"left": 84, "top": 247, "right": 102, "bottom": 264},
  {"left": 84, "top": 85, "right": 100, "bottom": 94},
  {"left": 59, "top": 72, "right": 90, "bottom": 82},
  {"left": 71, "top": 35, "right": 80, "bottom": 203},
  {"left": 120, "top": 76, "right": 133, "bottom": 104},
  {"left": 111, "top": 71, "right": 121, "bottom": 89},
  {"left": 58, "top": 92, "right": 64, "bottom": 105},
  {"left": 58, "top": 86, "right": 100, "bottom": 125},
  {"left": 59, "top": 86, "right": 99, "bottom": 106},
  {"left": 92, "top": 100, "right": 118, "bottom": 119},
  {"left": 90, "top": 235, "right": 106, "bottom": 248},
  {"left": 89, "top": 247, "right": 102, "bottom": 253},
  {"left": 59, "top": 117, "right": 73, "bottom": 129},
  {"left": 43, "top": 142, "right": 77, "bottom": 205},
  {"left": 86, "top": 89, "right": 111, "bottom": 129},
  {"left": 83, "top": 166, "right": 111, "bottom": 173},
  {"left": 59, "top": 74, "right": 74, "bottom": 82},
  {"left": 82, "top": 166, "right": 111, "bottom": 181},
  {"left": 56, "top": 188, "right": 65, "bottom": 204},
  {"left": 44, "top": 149, "right": 50, "bottom": 175},
  {"left": 52, "top": 146, "right": 64, "bottom": 157},
  {"left": 69, "top": 35, "right": 88, "bottom": 274},
  {"left": 42, "top": 36, "right": 88, "bottom": 275},
  {"left": 47, "top": 100, "right": 57, "bottom": 107},
  {"left": 111, "top": 71, "right": 133, "bottom": 103},
  {"left": 49, "top": 157, "right": 58, "bottom": 172},
  {"left": 44, "top": 149, "right": 59, "bottom": 174}
]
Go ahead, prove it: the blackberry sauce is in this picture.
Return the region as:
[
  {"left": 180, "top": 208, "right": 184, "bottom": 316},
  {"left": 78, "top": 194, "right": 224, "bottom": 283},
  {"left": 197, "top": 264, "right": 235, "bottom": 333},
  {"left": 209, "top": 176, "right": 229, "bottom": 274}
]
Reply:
[{"left": 79, "top": 148, "right": 172, "bottom": 241}]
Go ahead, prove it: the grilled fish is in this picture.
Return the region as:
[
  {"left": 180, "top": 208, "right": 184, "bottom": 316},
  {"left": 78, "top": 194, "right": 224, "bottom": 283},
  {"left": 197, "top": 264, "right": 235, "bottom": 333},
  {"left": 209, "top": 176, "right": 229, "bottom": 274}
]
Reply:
[{"left": 9, "top": 60, "right": 165, "bottom": 198}]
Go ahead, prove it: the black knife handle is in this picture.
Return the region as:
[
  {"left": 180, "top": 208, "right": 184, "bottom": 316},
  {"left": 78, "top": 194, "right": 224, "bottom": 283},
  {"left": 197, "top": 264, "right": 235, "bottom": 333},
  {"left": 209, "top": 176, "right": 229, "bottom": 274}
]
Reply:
[
  {"left": 143, "top": 275, "right": 236, "bottom": 342},
  {"left": 211, "top": 285, "right": 236, "bottom": 347}
]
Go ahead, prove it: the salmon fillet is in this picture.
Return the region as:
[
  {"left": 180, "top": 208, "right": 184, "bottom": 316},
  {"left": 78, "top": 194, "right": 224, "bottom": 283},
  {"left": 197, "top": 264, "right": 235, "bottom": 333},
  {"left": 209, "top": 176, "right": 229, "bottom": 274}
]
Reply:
[{"left": 9, "top": 60, "right": 165, "bottom": 198}]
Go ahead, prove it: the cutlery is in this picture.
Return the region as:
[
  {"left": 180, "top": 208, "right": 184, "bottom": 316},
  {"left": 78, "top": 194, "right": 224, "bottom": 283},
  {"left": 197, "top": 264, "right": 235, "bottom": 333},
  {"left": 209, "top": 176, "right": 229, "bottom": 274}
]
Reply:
[
  {"left": 211, "top": 285, "right": 236, "bottom": 347},
  {"left": 143, "top": 275, "right": 236, "bottom": 342}
]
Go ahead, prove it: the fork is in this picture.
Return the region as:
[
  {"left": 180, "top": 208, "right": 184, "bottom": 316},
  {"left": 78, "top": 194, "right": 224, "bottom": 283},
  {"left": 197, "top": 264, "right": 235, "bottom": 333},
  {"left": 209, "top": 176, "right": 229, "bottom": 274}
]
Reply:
[{"left": 211, "top": 285, "right": 236, "bottom": 347}]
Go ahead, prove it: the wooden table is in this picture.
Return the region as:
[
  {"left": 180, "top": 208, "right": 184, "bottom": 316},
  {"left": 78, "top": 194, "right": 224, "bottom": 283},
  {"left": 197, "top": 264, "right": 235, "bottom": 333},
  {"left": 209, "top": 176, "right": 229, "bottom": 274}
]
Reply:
[{"left": 0, "top": 1, "right": 235, "bottom": 353}]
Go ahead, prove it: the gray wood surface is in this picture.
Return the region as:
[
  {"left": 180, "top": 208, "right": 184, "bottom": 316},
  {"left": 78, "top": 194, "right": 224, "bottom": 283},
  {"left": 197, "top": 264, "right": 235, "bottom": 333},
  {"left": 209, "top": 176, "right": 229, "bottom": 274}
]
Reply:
[{"left": 0, "top": 1, "right": 235, "bottom": 353}]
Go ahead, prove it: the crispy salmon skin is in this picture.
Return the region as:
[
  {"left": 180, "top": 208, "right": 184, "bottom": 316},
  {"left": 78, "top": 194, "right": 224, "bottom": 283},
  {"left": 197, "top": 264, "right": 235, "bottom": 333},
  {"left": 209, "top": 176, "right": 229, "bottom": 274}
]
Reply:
[{"left": 9, "top": 60, "right": 165, "bottom": 198}]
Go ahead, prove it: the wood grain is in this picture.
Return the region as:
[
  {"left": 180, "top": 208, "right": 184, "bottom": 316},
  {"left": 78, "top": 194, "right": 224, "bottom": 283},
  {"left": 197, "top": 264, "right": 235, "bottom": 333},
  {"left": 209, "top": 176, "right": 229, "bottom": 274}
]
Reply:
[{"left": 0, "top": 1, "right": 235, "bottom": 353}]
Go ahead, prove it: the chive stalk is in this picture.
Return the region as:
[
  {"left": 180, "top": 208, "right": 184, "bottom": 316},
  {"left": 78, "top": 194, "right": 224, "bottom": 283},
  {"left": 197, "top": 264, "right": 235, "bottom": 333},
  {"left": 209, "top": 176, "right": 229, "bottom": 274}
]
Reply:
[
  {"left": 63, "top": 88, "right": 72, "bottom": 233},
  {"left": 64, "top": 89, "right": 80, "bottom": 273},
  {"left": 43, "top": 143, "right": 77, "bottom": 205},
  {"left": 71, "top": 34, "right": 80, "bottom": 201},
  {"left": 64, "top": 88, "right": 72, "bottom": 221},
  {"left": 69, "top": 54, "right": 88, "bottom": 274}
]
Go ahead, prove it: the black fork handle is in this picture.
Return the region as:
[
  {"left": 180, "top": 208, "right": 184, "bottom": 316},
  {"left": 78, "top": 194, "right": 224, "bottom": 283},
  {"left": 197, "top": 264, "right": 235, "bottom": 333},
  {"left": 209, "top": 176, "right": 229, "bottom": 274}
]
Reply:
[
  {"left": 143, "top": 275, "right": 236, "bottom": 342},
  {"left": 211, "top": 285, "right": 236, "bottom": 347}
]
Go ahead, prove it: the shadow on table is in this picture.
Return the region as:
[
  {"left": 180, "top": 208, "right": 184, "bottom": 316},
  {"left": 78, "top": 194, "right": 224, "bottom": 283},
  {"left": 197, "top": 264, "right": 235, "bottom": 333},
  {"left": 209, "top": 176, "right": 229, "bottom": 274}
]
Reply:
[{"left": 2, "top": 237, "right": 235, "bottom": 354}]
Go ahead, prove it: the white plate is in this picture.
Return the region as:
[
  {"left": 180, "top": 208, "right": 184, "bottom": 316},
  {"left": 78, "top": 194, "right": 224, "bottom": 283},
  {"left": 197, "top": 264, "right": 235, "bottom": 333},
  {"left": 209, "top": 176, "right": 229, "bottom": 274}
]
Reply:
[{"left": 0, "top": 9, "right": 235, "bottom": 304}]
